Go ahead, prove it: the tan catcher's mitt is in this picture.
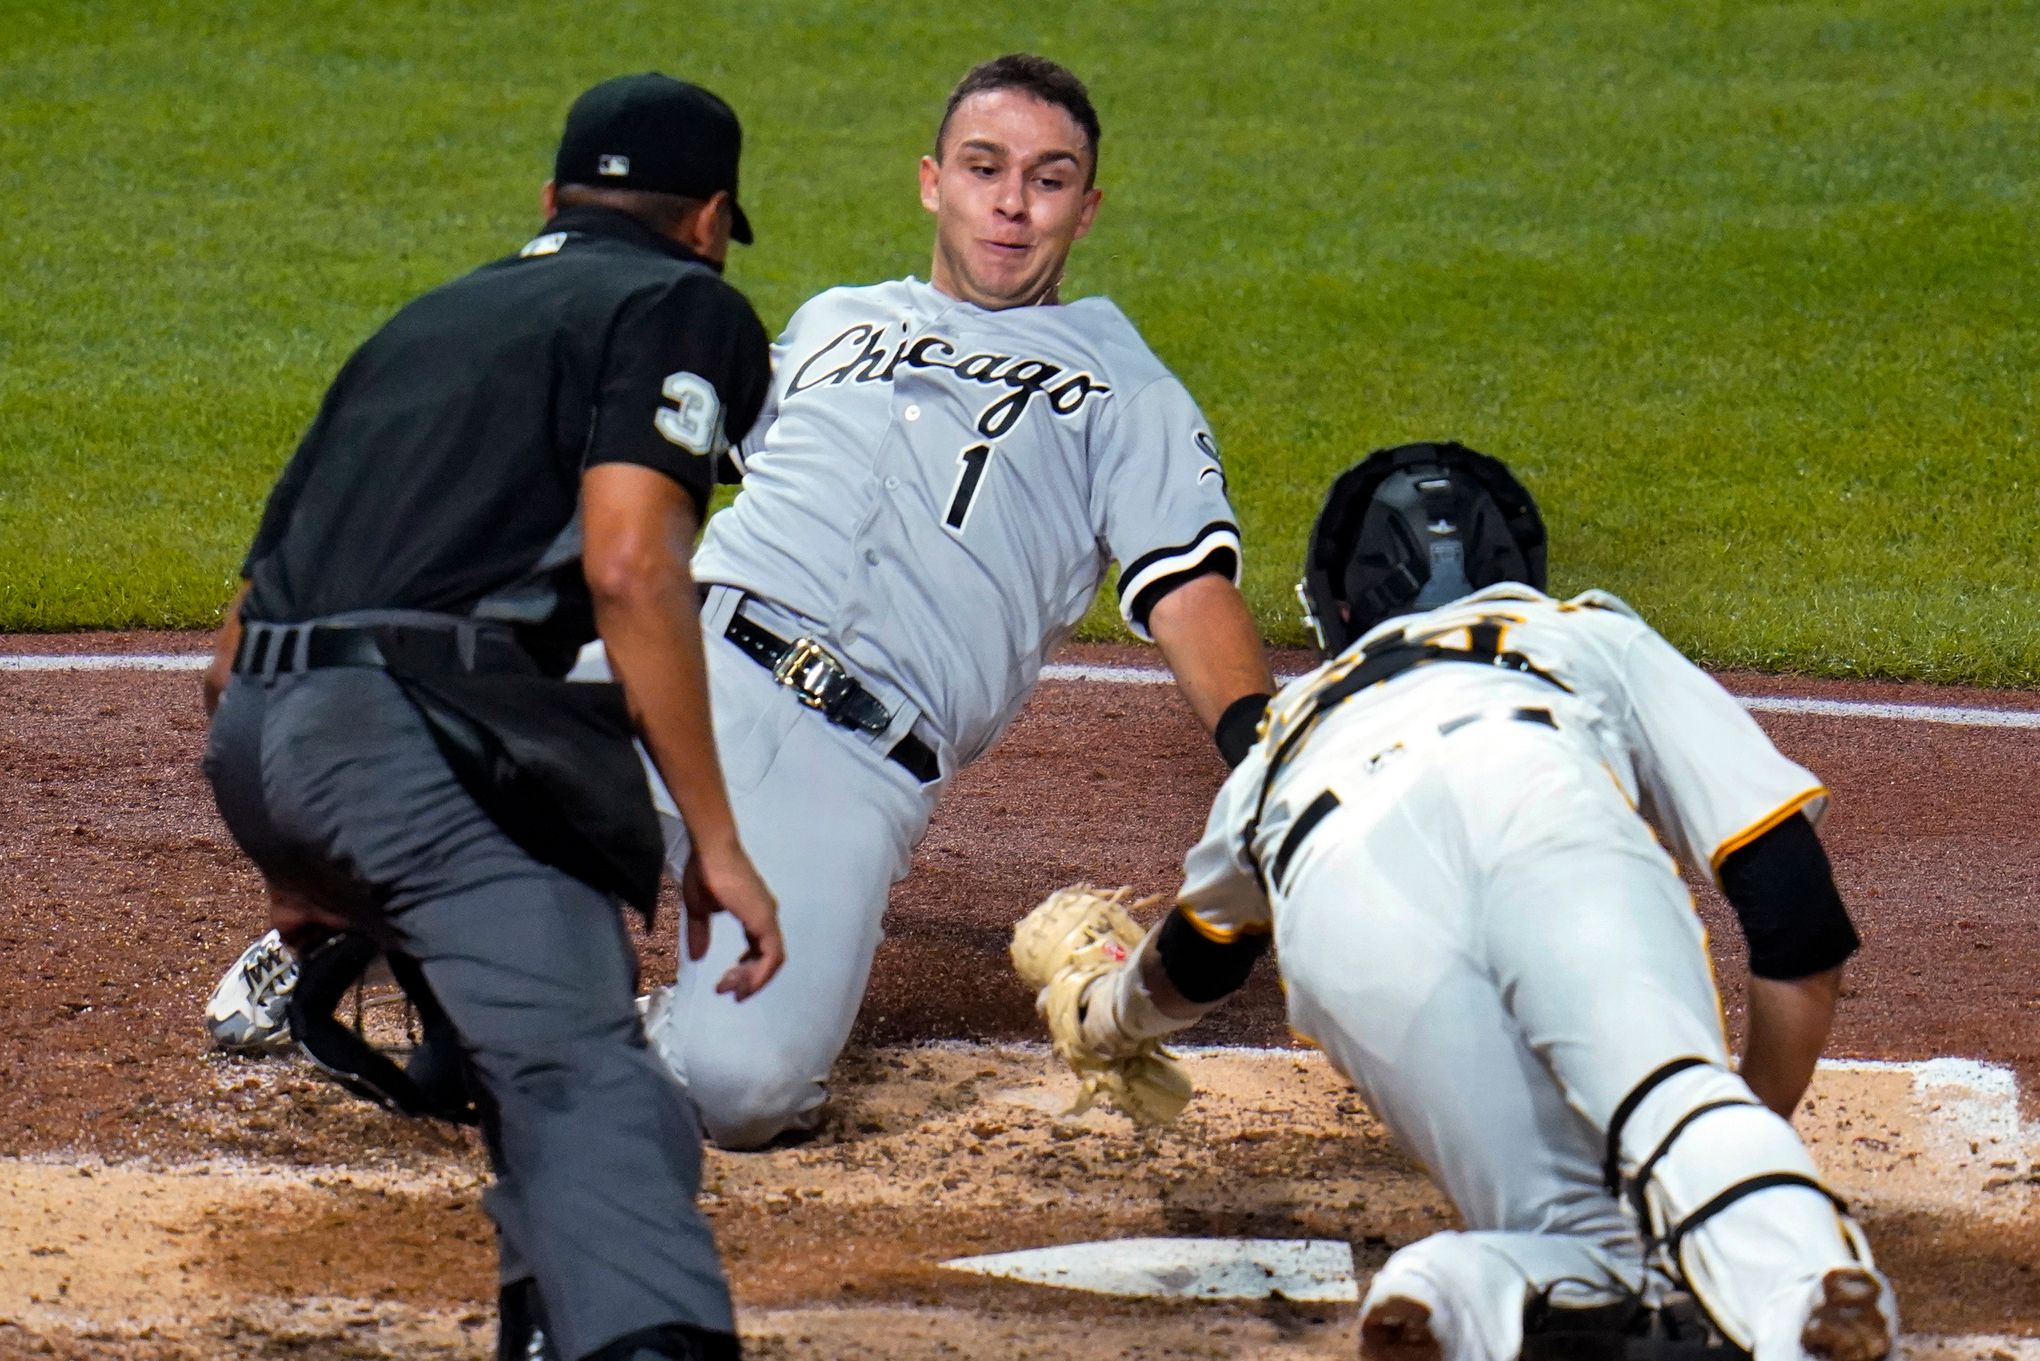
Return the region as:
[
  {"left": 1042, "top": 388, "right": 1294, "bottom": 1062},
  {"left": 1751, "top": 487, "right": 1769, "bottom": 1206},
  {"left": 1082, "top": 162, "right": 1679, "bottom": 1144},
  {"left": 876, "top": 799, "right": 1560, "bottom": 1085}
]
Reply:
[{"left": 1010, "top": 884, "right": 1192, "bottom": 1126}]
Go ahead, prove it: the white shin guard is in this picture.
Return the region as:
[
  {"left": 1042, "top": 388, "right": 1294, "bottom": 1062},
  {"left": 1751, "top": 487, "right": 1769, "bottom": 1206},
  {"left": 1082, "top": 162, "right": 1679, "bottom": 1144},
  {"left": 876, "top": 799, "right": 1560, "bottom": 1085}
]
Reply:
[{"left": 1610, "top": 1060, "right": 1886, "bottom": 1357}]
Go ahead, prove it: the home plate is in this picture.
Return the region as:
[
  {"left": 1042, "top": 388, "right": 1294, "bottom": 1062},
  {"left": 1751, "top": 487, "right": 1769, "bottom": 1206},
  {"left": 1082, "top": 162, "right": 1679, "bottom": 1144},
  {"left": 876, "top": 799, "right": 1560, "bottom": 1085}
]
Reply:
[{"left": 943, "top": 1237, "right": 1359, "bottom": 1302}]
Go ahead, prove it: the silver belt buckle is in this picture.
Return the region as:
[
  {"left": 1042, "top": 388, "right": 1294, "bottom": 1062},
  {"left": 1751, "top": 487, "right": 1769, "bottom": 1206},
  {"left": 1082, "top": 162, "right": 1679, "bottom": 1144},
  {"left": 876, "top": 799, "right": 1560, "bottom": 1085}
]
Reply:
[{"left": 773, "top": 636, "right": 843, "bottom": 709}]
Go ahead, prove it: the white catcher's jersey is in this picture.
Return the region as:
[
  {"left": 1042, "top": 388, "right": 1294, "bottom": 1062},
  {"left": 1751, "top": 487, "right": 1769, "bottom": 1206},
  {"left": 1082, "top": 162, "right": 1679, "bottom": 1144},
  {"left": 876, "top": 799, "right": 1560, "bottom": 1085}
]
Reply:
[
  {"left": 693, "top": 277, "right": 1240, "bottom": 766},
  {"left": 1177, "top": 584, "right": 1828, "bottom": 939}
]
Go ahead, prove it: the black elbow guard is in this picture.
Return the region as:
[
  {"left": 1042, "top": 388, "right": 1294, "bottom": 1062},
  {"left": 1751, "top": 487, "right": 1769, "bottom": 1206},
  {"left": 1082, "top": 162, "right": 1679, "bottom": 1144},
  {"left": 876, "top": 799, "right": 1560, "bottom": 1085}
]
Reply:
[
  {"left": 1718, "top": 813, "right": 1859, "bottom": 980},
  {"left": 1214, "top": 692, "right": 1273, "bottom": 769},
  {"left": 1156, "top": 908, "right": 1270, "bottom": 1003}
]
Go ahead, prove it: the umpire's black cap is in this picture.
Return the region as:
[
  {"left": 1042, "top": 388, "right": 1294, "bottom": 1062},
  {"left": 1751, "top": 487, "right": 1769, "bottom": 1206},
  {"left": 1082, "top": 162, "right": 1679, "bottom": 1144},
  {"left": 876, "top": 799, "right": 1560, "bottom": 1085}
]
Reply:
[{"left": 555, "top": 73, "right": 755, "bottom": 244}]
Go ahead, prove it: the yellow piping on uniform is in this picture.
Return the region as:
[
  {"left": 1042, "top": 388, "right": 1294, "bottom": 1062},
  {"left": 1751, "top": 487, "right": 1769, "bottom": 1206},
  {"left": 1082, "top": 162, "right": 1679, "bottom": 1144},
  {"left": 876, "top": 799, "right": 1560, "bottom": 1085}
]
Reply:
[
  {"left": 1709, "top": 786, "right": 1829, "bottom": 875},
  {"left": 1176, "top": 903, "right": 1271, "bottom": 945},
  {"left": 1697, "top": 914, "right": 1730, "bottom": 1052},
  {"left": 1601, "top": 761, "right": 1639, "bottom": 812},
  {"left": 1675, "top": 1238, "right": 1754, "bottom": 1354}
]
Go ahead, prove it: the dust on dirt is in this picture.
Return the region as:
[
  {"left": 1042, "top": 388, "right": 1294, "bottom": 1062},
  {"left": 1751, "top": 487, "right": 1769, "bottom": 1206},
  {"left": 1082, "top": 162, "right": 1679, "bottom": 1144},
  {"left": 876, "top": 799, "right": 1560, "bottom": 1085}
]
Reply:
[
  {"left": 3, "top": 1045, "right": 2035, "bottom": 1358},
  {"left": 4, "top": 642, "right": 2039, "bottom": 1358}
]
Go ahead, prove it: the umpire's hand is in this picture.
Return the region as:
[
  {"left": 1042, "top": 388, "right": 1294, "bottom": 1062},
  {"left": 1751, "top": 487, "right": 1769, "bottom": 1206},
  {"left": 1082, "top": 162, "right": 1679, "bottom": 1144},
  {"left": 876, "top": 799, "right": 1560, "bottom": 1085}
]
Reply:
[
  {"left": 680, "top": 841, "right": 785, "bottom": 1000},
  {"left": 581, "top": 463, "right": 786, "bottom": 1001}
]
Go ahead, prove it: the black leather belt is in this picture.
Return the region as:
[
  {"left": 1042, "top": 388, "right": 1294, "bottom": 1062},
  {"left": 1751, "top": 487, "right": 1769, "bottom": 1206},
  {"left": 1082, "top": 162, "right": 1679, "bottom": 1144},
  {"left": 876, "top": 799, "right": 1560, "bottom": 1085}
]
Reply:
[
  {"left": 723, "top": 609, "right": 940, "bottom": 784},
  {"left": 231, "top": 621, "right": 540, "bottom": 677}
]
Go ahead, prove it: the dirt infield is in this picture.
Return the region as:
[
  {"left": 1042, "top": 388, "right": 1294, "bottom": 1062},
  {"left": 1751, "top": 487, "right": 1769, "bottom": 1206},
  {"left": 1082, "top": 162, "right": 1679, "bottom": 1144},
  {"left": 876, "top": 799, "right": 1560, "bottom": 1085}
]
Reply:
[{"left": 2, "top": 637, "right": 2037, "bottom": 1358}]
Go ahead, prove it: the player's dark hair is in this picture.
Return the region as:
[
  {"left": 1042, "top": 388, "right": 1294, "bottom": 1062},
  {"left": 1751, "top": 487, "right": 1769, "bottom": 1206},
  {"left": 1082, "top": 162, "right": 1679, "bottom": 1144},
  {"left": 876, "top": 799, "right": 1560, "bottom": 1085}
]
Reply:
[
  {"left": 553, "top": 182, "right": 714, "bottom": 238},
  {"left": 935, "top": 54, "right": 1102, "bottom": 187}
]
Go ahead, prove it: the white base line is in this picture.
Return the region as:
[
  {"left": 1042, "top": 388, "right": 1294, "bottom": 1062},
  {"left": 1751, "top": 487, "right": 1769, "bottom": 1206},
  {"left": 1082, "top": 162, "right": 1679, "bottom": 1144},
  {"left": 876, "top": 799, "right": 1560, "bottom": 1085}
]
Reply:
[
  {"left": 3, "top": 653, "right": 2037, "bottom": 730},
  {"left": 1037, "top": 661, "right": 2040, "bottom": 730},
  {"left": 0, "top": 653, "right": 211, "bottom": 672}
]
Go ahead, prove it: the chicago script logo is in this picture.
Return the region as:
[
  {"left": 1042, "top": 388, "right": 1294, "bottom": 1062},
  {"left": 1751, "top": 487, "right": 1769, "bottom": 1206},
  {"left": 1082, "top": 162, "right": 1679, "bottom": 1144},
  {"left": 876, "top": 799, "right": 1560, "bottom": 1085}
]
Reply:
[{"left": 787, "top": 323, "right": 1112, "bottom": 439}]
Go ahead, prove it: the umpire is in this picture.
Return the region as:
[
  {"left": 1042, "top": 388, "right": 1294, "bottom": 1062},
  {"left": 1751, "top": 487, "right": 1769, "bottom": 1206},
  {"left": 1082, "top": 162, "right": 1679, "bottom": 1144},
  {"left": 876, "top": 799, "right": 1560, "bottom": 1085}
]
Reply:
[{"left": 199, "top": 74, "right": 783, "bottom": 1361}]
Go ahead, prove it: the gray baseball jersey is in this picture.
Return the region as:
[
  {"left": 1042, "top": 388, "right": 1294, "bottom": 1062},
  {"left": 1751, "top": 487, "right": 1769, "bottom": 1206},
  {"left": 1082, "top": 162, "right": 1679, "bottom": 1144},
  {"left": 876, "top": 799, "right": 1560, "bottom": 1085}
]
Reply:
[{"left": 693, "top": 276, "right": 1240, "bottom": 766}]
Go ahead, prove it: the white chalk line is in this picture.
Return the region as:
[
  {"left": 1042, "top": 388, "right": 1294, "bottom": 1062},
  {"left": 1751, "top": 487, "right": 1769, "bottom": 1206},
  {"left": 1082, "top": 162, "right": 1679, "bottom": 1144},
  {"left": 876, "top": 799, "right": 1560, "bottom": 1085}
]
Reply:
[
  {"left": 5, "top": 653, "right": 2037, "bottom": 729},
  {"left": 0, "top": 652, "right": 210, "bottom": 672},
  {"left": 1040, "top": 661, "right": 2040, "bottom": 729}
]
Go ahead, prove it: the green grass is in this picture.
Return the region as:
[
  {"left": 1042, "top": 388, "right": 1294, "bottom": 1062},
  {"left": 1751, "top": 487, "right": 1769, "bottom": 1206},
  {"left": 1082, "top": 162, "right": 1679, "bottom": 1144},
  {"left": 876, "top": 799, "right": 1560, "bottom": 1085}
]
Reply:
[{"left": 3, "top": 1, "right": 2034, "bottom": 683}]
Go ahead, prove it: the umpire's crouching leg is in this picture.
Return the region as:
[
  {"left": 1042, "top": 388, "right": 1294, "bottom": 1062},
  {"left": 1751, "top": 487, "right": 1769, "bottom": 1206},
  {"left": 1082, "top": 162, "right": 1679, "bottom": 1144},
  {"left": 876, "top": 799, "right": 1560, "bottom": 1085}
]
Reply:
[
  {"left": 204, "top": 670, "right": 738, "bottom": 1361},
  {"left": 401, "top": 871, "right": 737, "bottom": 1361}
]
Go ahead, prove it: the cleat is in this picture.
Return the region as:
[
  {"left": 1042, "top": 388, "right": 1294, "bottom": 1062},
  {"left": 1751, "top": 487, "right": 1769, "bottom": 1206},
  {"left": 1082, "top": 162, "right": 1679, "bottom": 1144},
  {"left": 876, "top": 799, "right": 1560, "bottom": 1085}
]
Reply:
[
  {"left": 1800, "top": 1268, "right": 1891, "bottom": 1361},
  {"left": 205, "top": 929, "right": 300, "bottom": 1050},
  {"left": 1359, "top": 1295, "right": 1442, "bottom": 1361}
]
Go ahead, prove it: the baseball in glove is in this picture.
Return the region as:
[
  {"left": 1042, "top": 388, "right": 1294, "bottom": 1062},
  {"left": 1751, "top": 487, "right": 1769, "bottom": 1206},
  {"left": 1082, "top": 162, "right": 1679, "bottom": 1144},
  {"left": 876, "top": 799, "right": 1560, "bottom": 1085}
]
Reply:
[{"left": 1010, "top": 884, "right": 1193, "bottom": 1126}]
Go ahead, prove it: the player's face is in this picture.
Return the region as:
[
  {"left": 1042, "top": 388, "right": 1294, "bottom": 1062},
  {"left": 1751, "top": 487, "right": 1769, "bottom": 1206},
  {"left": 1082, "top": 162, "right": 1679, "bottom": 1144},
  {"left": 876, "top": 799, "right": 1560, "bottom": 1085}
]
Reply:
[{"left": 920, "top": 89, "right": 1102, "bottom": 310}]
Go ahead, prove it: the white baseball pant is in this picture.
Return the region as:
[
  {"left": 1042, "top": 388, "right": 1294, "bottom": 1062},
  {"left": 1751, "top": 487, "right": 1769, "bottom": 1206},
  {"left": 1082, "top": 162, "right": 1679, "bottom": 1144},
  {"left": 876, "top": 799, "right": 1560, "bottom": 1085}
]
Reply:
[{"left": 1269, "top": 713, "right": 1876, "bottom": 1359}]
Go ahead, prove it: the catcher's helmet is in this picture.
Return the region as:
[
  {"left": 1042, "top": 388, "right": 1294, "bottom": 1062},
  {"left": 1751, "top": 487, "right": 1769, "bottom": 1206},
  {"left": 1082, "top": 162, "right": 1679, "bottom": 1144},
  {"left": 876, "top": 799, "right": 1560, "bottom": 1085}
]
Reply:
[{"left": 1297, "top": 441, "right": 1546, "bottom": 655}]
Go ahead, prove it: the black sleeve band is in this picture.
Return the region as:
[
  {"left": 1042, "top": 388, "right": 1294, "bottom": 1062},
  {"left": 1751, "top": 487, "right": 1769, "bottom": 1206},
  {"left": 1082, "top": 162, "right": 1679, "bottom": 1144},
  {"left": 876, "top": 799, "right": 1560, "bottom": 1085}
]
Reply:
[
  {"left": 1717, "top": 812, "right": 1859, "bottom": 980},
  {"left": 1119, "top": 521, "right": 1241, "bottom": 632},
  {"left": 1214, "top": 692, "right": 1272, "bottom": 769},
  {"left": 1155, "top": 908, "right": 1269, "bottom": 1004}
]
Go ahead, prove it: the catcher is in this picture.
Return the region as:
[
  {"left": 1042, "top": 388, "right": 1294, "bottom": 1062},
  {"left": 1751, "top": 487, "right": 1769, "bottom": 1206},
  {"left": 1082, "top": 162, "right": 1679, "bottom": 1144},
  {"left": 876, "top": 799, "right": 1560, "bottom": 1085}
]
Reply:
[{"left": 1011, "top": 443, "right": 1895, "bottom": 1361}]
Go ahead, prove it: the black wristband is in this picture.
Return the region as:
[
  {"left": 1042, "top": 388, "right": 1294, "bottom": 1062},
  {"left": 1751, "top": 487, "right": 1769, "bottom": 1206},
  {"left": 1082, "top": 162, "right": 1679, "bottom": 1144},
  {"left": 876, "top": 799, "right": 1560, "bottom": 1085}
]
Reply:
[
  {"left": 1214, "top": 691, "right": 1273, "bottom": 769},
  {"left": 1156, "top": 909, "right": 1269, "bottom": 1003}
]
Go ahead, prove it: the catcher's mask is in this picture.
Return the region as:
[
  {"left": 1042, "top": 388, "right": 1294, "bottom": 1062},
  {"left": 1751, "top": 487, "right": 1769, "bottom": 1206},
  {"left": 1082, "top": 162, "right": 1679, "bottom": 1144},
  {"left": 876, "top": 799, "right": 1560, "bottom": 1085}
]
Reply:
[
  {"left": 1296, "top": 440, "right": 1546, "bottom": 656},
  {"left": 287, "top": 933, "right": 478, "bottom": 1126}
]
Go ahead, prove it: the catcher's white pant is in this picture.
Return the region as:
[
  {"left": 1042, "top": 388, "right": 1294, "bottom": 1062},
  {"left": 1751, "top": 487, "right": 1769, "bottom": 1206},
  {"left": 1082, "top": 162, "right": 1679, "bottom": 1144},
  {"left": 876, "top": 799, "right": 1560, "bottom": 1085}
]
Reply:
[
  {"left": 1271, "top": 714, "right": 1882, "bottom": 1360},
  {"left": 585, "top": 588, "right": 942, "bottom": 1149}
]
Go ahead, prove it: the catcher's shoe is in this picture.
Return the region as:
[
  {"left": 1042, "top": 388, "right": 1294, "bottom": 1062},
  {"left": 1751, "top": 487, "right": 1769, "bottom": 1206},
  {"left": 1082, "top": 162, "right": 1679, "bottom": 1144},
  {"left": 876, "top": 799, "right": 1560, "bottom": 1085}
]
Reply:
[
  {"left": 205, "top": 929, "right": 300, "bottom": 1050},
  {"left": 1358, "top": 1295, "right": 1442, "bottom": 1361},
  {"left": 1799, "top": 1268, "right": 1892, "bottom": 1361}
]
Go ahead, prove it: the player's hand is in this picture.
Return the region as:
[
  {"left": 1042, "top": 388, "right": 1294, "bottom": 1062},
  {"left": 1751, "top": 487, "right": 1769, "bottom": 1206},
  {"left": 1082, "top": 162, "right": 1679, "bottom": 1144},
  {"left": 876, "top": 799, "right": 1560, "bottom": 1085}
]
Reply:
[
  {"left": 201, "top": 649, "right": 234, "bottom": 716},
  {"left": 681, "top": 841, "right": 785, "bottom": 1000},
  {"left": 203, "top": 584, "right": 251, "bottom": 716}
]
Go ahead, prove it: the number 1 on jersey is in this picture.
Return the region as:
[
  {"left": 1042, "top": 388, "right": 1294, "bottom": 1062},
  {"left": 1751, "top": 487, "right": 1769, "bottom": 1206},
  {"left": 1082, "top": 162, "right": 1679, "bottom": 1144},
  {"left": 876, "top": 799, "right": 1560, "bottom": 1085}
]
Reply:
[{"left": 943, "top": 443, "right": 995, "bottom": 532}]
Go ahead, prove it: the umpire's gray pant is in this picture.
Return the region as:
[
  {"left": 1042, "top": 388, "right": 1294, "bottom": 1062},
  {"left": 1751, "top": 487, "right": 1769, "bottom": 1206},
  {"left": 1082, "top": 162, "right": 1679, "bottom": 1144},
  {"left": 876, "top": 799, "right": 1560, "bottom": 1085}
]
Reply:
[{"left": 204, "top": 667, "right": 734, "bottom": 1361}]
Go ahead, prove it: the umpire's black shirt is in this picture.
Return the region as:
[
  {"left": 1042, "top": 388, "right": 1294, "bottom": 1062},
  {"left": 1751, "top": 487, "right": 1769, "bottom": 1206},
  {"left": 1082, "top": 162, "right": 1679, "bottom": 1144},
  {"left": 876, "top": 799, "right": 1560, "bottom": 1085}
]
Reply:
[{"left": 241, "top": 205, "right": 769, "bottom": 664}]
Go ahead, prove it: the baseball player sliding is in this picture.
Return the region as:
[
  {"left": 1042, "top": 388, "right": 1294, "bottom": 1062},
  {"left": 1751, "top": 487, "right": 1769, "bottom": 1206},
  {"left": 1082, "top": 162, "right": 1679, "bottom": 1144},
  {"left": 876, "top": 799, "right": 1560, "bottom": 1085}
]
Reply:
[
  {"left": 625, "top": 52, "right": 1272, "bottom": 1149},
  {"left": 1013, "top": 443, "right": 1894, "bottom": 1361},
  {"left": 209, "top": 53, "right": 1277, "bottom": 1152}
]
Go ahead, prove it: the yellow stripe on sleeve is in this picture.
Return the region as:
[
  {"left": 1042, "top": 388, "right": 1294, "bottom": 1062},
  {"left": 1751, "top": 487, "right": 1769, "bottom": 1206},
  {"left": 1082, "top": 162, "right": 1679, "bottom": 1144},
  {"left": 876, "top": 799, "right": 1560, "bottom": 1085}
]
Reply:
[
  {"left": 1176, "top": 901, "right": 1272, "bottom": 944},
  {"left": 1708, "top": 786, "right": 1829, "bottom": 875}
]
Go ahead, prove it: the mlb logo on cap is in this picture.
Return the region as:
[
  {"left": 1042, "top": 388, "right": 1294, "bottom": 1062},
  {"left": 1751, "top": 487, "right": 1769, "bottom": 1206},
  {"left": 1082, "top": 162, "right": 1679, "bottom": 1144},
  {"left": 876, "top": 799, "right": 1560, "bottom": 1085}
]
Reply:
[{"left": 554, "top": 72, "right": 755, "bottom": 243}]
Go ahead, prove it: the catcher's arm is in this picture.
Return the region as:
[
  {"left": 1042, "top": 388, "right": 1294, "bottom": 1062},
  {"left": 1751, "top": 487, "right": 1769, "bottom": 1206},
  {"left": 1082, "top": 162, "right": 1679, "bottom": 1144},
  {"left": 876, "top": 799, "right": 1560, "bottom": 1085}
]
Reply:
[
  {"left": 1717, "top": 813, "right": 1857, "bottom": 1119},
  {"left": 1011, "top": 886, "right": 1268, "bottom": 1125},
  {"left": 1742, "top": 966, "right": 1844, "bottom": 1120}
]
